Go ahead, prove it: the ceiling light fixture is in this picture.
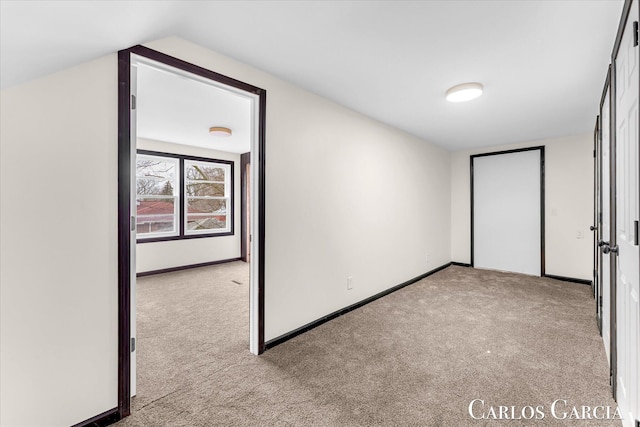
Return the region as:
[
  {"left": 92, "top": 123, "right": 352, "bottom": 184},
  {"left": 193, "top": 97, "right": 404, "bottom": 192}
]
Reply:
[
  {"left": 446, "top": 82, "right": 484, "bottom": 103},
  {"left": 209, "top": 126, "right": 232, "bottom": 137}
]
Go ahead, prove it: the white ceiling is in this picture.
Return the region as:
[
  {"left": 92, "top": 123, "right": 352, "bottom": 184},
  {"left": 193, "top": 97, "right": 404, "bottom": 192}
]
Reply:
[
  {"left": 136, "top": 62, "right": 253, "bottom": 153},
  {"left": 0, "top": 0, "right": 624, "bottom": 151}
]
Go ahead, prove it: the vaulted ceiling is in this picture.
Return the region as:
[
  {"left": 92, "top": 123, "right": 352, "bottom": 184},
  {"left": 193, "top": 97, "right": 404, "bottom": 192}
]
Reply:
[{"left": 0, "top": 0, "right": 624, "bottom": 150}]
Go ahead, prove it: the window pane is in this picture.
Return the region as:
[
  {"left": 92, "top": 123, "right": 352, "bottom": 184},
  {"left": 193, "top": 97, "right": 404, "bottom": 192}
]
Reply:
[
  {"left": 137, "top": 178, "right": 176, "bottom": 196},
  {"left": 136, "top": 156, "right": 177, "bottom": 196},
  {"left": 186, "top": 198, "right": 226, "bottom": 214},
  {"left": 136, "top": 197, "right": 176, "bottom": 235},
  {"left": 185, "top": 182, "right": 224, "bottom": 197},
  {"left": 137, "top": 157, "right": 177, "bottom": 180},
  {"left": 185, "top": 163, "right": 225, "bottom": 182},
  {"left": 187, "top": 215, "right": 227, "bottom": 231}
]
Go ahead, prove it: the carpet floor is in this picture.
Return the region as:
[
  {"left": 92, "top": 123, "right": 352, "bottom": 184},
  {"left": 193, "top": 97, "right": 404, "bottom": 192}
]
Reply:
[{"left": 116, "top": 263, "right": 619, "bottom": 426}]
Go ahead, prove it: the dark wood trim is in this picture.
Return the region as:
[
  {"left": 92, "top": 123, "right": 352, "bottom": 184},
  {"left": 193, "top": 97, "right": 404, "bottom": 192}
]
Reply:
[
  {"left": 135, "top": 149, "right": 235, "bottom": 242},
  {"left": 117, "top": 45, "right": 268, "bottom": 423},
  {"left": 470, "top": 157, "right": 475, "bottom": 267},
  {"left": 257, "top": 89, "right": 267, "bottom": 354},
  {"left": 71, "top": 408, "right": 120, "bottom": 427},
  {"left": 470, "top": 145, "right": 545, "bottom": 159},
  {"left": 543, "top": 274, "right": 593, "bottom": 286},
  {"left": 596, "top": 112, "right": 603, "bottom": 333},
  {"left": 609, "top": 56, "right": 618, "bottom": 399},
  {"left": 137, "top": 149, "right": 235, "bottom": 164},
  {"left": 240, "top": 152, "right": 250, "bottom": 262},
  {"left": 539, "top": 147, "right": 546, "bottom": 276},
  {"left": 470, "top": 146, "right": 546, "bottom": 276},
  {"left": 265, "top": 262, "right": 452, "bottom": 350},
  {"left": 179, "top": 157, "right": 185, "bottom": 237},
  {"left": 612, "top": 0, "right": 634, "bottom": 60},
  {"left": 116, "top": 49, "right": 132, "bottom": 420},
  {"left": 600, "top": 66, "right": 611, "bottom": 112},
  {"left": 136, "top": 257, "right": 242, "bottom": 277},
  {"left": 128, "top": 45, "right": 264, "bottom": 95},
  {"left": 451, "top": 262, "right": 472, "bottom": 267},
  {"left": 136, "top": 231, "right": 234, "bottom": 243}
]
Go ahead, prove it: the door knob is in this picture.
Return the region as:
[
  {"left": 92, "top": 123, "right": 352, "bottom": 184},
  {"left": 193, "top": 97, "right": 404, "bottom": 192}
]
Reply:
[
  {"left": 598, "top": 240, "right": 609, "bottom": 247},
  {"left": 603, "top": 245, "right": 619, "bottom": 255},
  {"left": 590, "top": 226, "right": 598, "bottom": 231}
]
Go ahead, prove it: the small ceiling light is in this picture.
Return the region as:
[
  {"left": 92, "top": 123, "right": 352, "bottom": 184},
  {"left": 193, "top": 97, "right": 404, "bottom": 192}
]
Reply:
[
  {"left": 209, "top": 126, "right": 232, "bottom": 137},
  {"left": 446, "top": 82, "right": 484, "bottom": 103}
]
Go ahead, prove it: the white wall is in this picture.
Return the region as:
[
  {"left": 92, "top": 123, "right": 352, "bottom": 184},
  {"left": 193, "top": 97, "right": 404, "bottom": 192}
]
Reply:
[
  {"left": 135, "top": 138, "right": 242, "bottom": 273},
  {"left": 0, "top": 36, "right": 451, "bottom": 425},
  {"left": 451, "top": 134, "right": 594, "bottom": 280},
  {"left": 0, "top": 56, "right": 118, "bottom": 426},
  {"left": 140, "top": 37, "right": 452, "bottom": 340}
]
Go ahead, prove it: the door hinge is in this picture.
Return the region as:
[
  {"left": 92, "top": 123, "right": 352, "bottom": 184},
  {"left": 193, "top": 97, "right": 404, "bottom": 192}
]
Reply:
[
  {"left": 634, "top": 21, "right": 639, "bottom": 47},
  {"left": 599, "top": 295, "right": 603, "bottom": 309},
  {"left": 131, "top": 337, "right": 136, "bottom": 352},
  {"left": 131, "top": 215, "right": 136, "bottom": 232},
  {"left": 634, "top": 220, "right": 638, "bottom": 246},
  {"left": 131, "top": 94, "right": 137, "bottom": 110}
]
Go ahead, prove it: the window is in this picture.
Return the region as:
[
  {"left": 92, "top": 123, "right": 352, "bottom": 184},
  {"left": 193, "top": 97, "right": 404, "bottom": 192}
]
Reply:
[
  {"left": 136, "top": 154, "right": 179, "bottom": 238},
  {"left": 185, "top": 160, "right": 230, "bottom": 235},
  {"left": 136, "top": 150, "right": 233, "bottom": 242}
]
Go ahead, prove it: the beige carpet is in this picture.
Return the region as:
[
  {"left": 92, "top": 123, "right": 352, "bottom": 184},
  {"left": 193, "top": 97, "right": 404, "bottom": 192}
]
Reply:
[{"left": 116, "top": 263, "right": 619, "bottom": 426}]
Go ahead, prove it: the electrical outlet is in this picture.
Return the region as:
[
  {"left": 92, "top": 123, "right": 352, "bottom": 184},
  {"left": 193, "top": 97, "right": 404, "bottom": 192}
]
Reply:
[{"left": 347, "top": 276, "right": 353, "bottom": 290}]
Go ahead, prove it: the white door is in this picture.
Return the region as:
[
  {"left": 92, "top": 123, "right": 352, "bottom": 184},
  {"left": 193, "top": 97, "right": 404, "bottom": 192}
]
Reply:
[
  {"left": 602, "top": 86, "right": 612, "bottom": 362},
  {"left": 473, "top": 149, "right": 542, "bottom": 276},
  {"left": 614, "top": 4, "right": 639, "bottom": 425},
  {"left": 595, "top": 119, "right": 602, "bottom": 332}
]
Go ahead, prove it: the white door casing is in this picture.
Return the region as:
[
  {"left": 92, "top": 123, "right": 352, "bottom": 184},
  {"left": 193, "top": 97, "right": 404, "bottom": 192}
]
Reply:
[
  {"left": 614, "top": 3, "right": 639, "bottom": 425},
  {"left": 130, "top": 64, "right": 138, "bottom": 397}
]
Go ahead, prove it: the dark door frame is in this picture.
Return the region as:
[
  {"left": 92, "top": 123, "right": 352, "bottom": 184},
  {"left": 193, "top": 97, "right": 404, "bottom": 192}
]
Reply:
[
  {"left": 592, "top": 117, "right": 599, "bottom": 302},
  {"left": 596, "top": 67, "right": 611, "bottom": 338},
  {"left": 470, "top": 146, "right": 546, "bottom": 276},
  {"left": 117, "top": 45, "right": 266, "bottom": 420}
]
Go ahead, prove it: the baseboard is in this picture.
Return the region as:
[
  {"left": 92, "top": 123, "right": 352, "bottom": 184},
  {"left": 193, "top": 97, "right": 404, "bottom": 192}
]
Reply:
[
  {"left": 543, "top": 274, "right": 592, "bottom": 286},
  {"left": 71, "top": 408, "right": 120, "bottom": 427},
  {"left": 265, "top": 262, "right": 452, "bottom": 351},
  {"left": 137, "top": 257, "right": 243, "bottom": 277},
  {"left": 451, "top": 262, "right": 472, "bottom": 267}
]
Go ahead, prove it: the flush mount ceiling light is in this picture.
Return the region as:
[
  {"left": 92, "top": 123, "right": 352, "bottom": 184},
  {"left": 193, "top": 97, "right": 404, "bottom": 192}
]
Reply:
[
  {"left": 446, "top": 82, "right": 484, "bottom": 103},
  {"left": 209, "top": 126, "right": 232, "bottom": 137}
]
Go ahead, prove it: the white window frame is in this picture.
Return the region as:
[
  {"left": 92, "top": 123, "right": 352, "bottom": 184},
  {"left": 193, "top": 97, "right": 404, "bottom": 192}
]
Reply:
[{"left": 184, "top": 159, "right": 232, "bottom": 236}]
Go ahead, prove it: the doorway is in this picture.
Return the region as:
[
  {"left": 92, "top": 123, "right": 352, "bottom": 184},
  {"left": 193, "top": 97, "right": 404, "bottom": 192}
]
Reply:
[
  {"left": 117, "top": 45, "right": 266, "bottom": 418},
  {"left": 471, "top": 147, "right": 545, "bottom": 276}
]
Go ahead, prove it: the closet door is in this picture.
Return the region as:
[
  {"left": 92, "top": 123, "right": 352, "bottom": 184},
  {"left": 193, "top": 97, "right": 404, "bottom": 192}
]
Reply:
[
  {"left": 472, "top": 148, "right": 543, "bottom": 276},
  {"left": 613, "top": 1, "right": 639, "bottom": 423}
]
